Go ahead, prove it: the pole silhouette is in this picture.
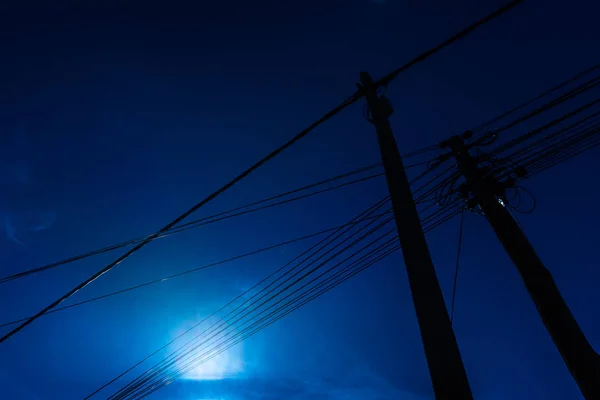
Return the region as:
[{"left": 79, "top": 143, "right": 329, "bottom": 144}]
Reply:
[
  {"left": 359, "top": 72, "right": 473, "bottom": 400},
  {"left": 446, "top": 133, "right": 600, "bottom": 400}
]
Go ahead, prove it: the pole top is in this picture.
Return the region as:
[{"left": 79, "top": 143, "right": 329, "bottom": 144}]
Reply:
[{"left": 359, "top": 71, "right": 375, "bottom": 86}]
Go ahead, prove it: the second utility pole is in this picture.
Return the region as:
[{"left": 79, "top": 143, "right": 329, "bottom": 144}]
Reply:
[
  {"left": 359, "top": 72, "right": 473, "bottom": 400},
  {"left": 446, "top": 133, "right": 600, "bottom": 400}
]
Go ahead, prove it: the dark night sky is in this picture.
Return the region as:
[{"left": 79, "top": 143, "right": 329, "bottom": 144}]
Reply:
[{"left": 0, "top": 1, "right": 599, "bottom": 399}]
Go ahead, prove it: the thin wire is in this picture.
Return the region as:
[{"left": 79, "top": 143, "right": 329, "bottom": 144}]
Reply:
[
  {"left": 402, "top": 144, "right": 440, "bottom": 158},
  {"left": 511, "top": 186, "right": 537, "bottom": 214},
  {"left": 5, "top": 162, "right": 457, "bottom": 330},
  {"left": 108, "top": 201, "right": 462, "bottom": 399},
  {"left": 472, "top": 63, "right": 600, "bottom": 132},
  {"left": 72, "top": 4, "right": 524, "bottom": 391},
  {"left": 128, "top": 241, "right": 401, "bottom": 400},
  {"left": 520, "top": 124, "right": 600, "bottom": 171},
  {"left": 475, "top": 72, "right": 600, "bottom": 136},
  {"left": 490, "top": 76, "right": 600, "bottom": 140},
  {"left": 489, "top": 97, "right": 600, "bottom": 158},
  {"left": 0, "top": 158, "right": 436, "bottom": 285},
  {"left": 0, "top": 164, "right": 385, "bottom": 284},
  {"left": 114, "top": 204, "right": 464, "bottom": 400},
  {"left": 85, "top": 197, "right": 390, "bottom": 399},
  {"left": 139, "top": 239, "right": 399, "bottom": 398},
  {"left": 1, "top": 0, "right": 523, "bottom": 344},
  {"left": 526, "top": 136, "right": 600, "bottom": 178},
  {"left": 497, "top": 121, "right": 600, "bottom": 182},
  {"left": 0, "top": 90, "right": 371, "bottom": 344},
  {"left": 450, "top": 208, "right": 465, "bottom": 325},
  {"left": 495, "top": 112, "right": 600, "bottom": 169},
  {"left": 376, "top": 0, "right": 524, "bottom": 87},
  {"left": 112, "top": 206, "right": 455, "bottom": 399},
  {"left": 0, "top": 211, "right": 393, "bottom": 329},
  {"left": 96, "top": 200, "right": 459, "bottom": 399},
  {"left": 3, "top": 162, "right": 456, "bottom": 330},
  {"left": 114, "top": 231, "right": 396, "bottom": 398},
  {"left": 2, "top": 0, "right": 516, "bottom": 288},
  {"left": 114, "top": 209, "right": 395, "bottom": 399},
  {"left": 517, "top": 131, "right": 600, "bottom": 181}
]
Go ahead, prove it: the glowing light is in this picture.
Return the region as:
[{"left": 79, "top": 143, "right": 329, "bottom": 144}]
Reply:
[
  {"left": 181, "top": 346, "right": 244, "bottom": 380},
  {"left": 169, "top": 317, "right": 245, "bottom": 381}
]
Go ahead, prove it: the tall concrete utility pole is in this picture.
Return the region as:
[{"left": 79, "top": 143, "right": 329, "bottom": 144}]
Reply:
[
  {"left": 359, "top": 72, "right": 473, "bottom": 400},
  {"left": 446, "top": 133, "right": 600, "bottom": 400}
]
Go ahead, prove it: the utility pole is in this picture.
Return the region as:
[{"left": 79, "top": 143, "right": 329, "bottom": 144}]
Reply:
[
  {"left": 446, "top": 133, "right": 600, "bottom": 400},
  {"left": 359, "top": 72, "right": 473, "bottom": 400}
]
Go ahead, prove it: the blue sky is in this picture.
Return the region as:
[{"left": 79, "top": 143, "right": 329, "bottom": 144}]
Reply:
[{"left": 0, "top": 1, "right": 599, "bottom": 399}]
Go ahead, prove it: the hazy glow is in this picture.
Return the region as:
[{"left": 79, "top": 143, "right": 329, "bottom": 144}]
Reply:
[
  {"left": 182, "top": 346, "right": 244, "bottom": 380},
  {"left": 170, "top": 317, "right": 246, "bottom": 381}
]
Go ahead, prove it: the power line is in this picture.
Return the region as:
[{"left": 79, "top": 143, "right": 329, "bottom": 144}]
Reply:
[
  {"left": 146, "top": 245, "right": 400, "bottom": 397},
  {"left": 2, "top": 0, "right": 518, "bottom": 290},
  {"left": 375, "top": 0, "right": 524, "bottom": 87},
  {"left": 88, "top": 194, "right": 461, "bottom": 399},
  {"left": 446, "top": 129, "right": 600, "bottom": 400},
  {"left": 489, "top": 113, "right": 600, "bottom": 184},
  {"left": 85, "top": 196, "right": 391, "bottom": 398},
  {"left": 112, "top": 202, "right": 396, "bottom": 399},
  {"left": 472, "top": 63, "right": 600, "bottom": 133},
  {"left": 2, "top": 160, "right": 454, "bottom": 329},
  {"left": 128, "top": 240, "right": 401, "bottom": 400},
  {"left": 1, "top": 157, "right": 441, "bottom": 285},
  {"left": 0, "top": 212, "right": 392, "bottom": 329},
  {"left": 477, "top": 72, "right": 600, "bottom": 142},
  {"left": 125, "top": 232, "right": 399, "bottom": 400},
  {"left": 0, "top": 90, "right": 372, "bottom": 344},
  {"left": 104, "top": 203, "right": 464, "bottom": 400},
  {"left": 0, "top": 0, "right": 522, "bottom": 345},
  {"left": 497, "top": 112, "right": 600, "bottom": 169},
  {"left": 0, "top": 163, "right": 384, "bottom": 284},
  {"left": 514, "top": 125, "right": 600, "bottom": 180},
  {"left": 494, "top": 77, "right": 600, "bottom": 136},
  {"left": 115, "top": 223, "right": 395, "bottom": 398},
  {"left": 110, "top": 204, "right": 463, "bottom": 400},
  {"left": 488, "top": 97, "right": 600, "bottom": 159}
]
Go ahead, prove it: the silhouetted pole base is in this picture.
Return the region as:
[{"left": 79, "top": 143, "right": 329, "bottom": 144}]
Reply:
[
  {"left": 360, "top": 72, "right": 473, "bottom": 400},
  {"left": 447, "top": 135, "right": 600, "bottom": 400}
]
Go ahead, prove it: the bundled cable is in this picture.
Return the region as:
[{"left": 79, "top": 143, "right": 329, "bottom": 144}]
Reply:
[
  {"left": 489, "top": 110, "right": 600, "bottom": 184},
  {"left": 115, "top": 210, "right": 396, "bottom": 399},
  {"left": 101, "top": 198, "right": 463, "bottom": 400},
  {"left": 471, "top": 63, "right": 600, "bottom": 133},
  {"left": 468, "top": 62, "right": 600, "bottom": 149},
  {"left": 1, "top": 158, "right": 458, "bottom": 331},
  {"left": 88, "top": 188, "right": 463, "bottom": 399}
]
